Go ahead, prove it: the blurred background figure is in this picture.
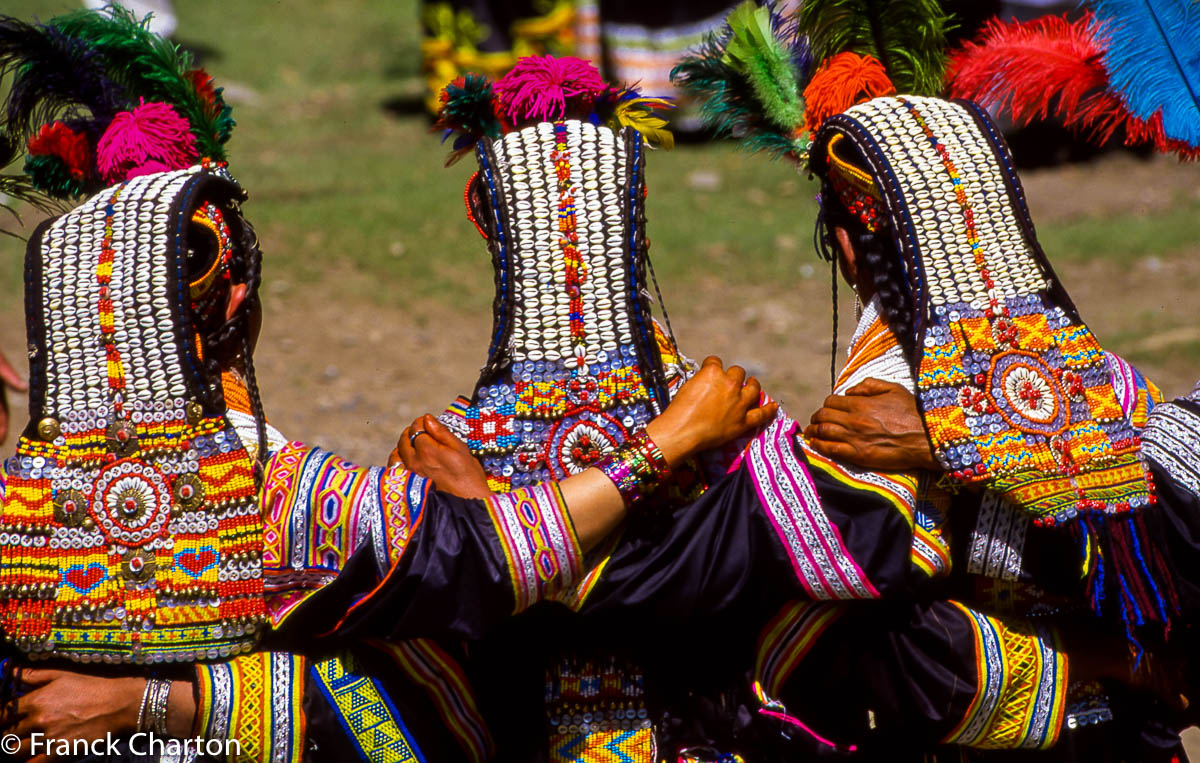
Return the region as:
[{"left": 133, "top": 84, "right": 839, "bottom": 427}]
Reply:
[
  {"left": 84, "top": 0, "right": 177, "bottom": 37},
  {"left": 418, "top": 0, "right": 800, "bottom": 127}
]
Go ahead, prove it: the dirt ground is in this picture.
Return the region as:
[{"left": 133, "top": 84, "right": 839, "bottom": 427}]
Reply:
[{"left": 2, "top": 152, "right": 1199, "bottom": 465}]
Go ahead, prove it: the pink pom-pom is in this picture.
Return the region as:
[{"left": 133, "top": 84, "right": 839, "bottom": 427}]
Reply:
[
  {"left": 494, "top": 55, "right": 607, "bottom": 123},
  {"left": 97, "top": 100, "right": 199, "bottom": 183}
]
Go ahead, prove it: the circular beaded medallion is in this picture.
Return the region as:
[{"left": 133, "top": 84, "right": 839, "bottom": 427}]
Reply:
[
  {"left": 549, "top": 414, "right": 626, "bottom": 477},
  {"left": 89, "top": 460, "right": 172, "bottom": 548},
  {"left": 985, "top": 351, "right": 1070, "bottom": 436}
]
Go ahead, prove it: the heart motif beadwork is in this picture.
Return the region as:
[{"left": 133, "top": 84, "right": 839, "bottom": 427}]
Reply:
[
  {"left": 62, "top": 563, "right": 107, "bottom": 594},
  {"left": 174, "top": 547, "right": 219, "bottom": 578}
]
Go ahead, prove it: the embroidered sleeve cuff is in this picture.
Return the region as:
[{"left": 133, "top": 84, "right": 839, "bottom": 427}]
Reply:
[
  {"left": 744, "top": 416, "right": 879, "bottom": 600},
  {"left": 943, "top": 604, "right": 1067, "bottom": 750},
  {"left": 196, "top": 652, "right": 307, "bottom": 763},
  {"left": 1143, "top": 401, "right": 1200, "bottom": 497},
  {"left": 486, "top": 481, "right": 583, "bottom": 613}
]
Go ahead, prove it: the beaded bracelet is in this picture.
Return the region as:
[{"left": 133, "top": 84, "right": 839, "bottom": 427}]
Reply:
[
  {"left": 596, "top": 429, "right": 671, "bottom": 507},
  {"left": 136, "top": 677, "right": 172, "bottom": 735}
]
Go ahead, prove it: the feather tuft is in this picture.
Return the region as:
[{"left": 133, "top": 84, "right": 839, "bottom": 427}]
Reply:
[
  {"left": 671, "top": 1, "right": 811, "bottom": 160},
  {"left": 27, "top": 120, "right": 92, "bottom": 181},
  {"left": 96, "top": 99, "right": 197, "bottom": 182},
  {"left": 0, "top": 16, "right": 123, "bottom": 162},
  {"left": 946, "top": 14, "right": 1108, "bottom": 126},
  {"left": 494, "top": 55, "right": 607, "bottom": 123},
  {"left": 722, "top": 1, "right": 807, "bottom": 129},
  {"left": 947, "top": 12, "right": 1199, "bottom": 159},
  {"left": 51, "top": 5, "right": 233, "bottom": 160},
  {"left": 802, "top": 52, "right": 895, "bottom": 134},
  {"left": 1091, "top": 0, "right": 1200, "bottom": 147},
  {"left": 436, "top": 73, "right": 502, "bottom": 139},
  {"left": 611, "top": 89, "right": 675, "bottom": 149}
]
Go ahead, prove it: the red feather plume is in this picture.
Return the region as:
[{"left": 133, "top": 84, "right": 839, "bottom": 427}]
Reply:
[
  {"left": 947, "top": 13, "right": 1108, "bottom": 126},
  {"left": 947, "top": 13, "right": 1199, "bottom": 160}
]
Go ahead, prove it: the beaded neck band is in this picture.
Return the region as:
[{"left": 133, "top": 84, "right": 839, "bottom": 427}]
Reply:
[
  {"left": 811, "top": 97, "right": 1177, "bottom": 634},
  {"left": 1, "top": 166, "right": 267, "bottom": 663},
  {"left": 450, "top": 120, "right": 672, "bottom": 491}
]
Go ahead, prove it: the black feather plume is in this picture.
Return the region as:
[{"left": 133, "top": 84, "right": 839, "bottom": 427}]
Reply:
[{"left": 0, "top": 16, "right": 123, "bottom": 162}]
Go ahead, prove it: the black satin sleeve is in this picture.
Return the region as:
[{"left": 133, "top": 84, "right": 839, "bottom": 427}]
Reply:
[{"left": 578, "top": 424, "right": 926, "bottom": 622}]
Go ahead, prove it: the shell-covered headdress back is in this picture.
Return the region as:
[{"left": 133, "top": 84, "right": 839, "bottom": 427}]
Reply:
[
  {"left": 436, "top": 57, "right": 690, "bottom": 495},
  {"left": 812, "top": 96, "right": 1176, "bottom": 637},
  {"left": 2, "top": 167, "right": 267, "bottom": 663},
  {"left": 0, "top": 6, "right": 268, "bottom": 663}
]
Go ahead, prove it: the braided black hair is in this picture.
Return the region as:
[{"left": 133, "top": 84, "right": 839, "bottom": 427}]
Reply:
[
  {"left": 191, "top": 200, "right": 269, "bottom": 475},
  {"left": 814, "top": 138, "right": 919, "bottom": 365}
]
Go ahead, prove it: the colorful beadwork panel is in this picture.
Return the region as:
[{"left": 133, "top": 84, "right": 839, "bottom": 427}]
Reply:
[
  {"left": 312, "top": 651, "right": 427, "bottom": 763},
  {"left": 818, "top": 97, "right": 1152, "bottom": 524},
  {"left": 546, "top": 654, "right": 655, "bottom": 763}
]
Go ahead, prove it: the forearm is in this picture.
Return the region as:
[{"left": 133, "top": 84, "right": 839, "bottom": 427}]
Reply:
[
  {"left": 558, "top": 417, "right": 692, "bottom": 551},
  {"left": 167, "top": 679, "right": 198, "bottom": 738}
]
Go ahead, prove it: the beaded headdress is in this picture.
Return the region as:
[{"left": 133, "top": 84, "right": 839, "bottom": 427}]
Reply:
[
  {"left": 0, "top": 7, "right": 268, "bottom": 662},
  {"left": 436, "top": 57, "right": 687, "bottom": 492},
  {"left": 1, "top": 167, "right": 267, "bottom": 663},
  {"left": 436, "top": 55, "right": 689, "bottom": 751},
  {"left": 809, "top": 96, "right": 1176, "bottom": 634}
]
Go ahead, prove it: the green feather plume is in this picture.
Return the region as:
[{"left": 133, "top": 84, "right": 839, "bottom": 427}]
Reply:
[
  {"left": 722, "top": 2, "right": 805, "bottom": 130},
  {"left": 799, "top": 0, "right": 952, "bottom": 95},
  {"left": 672, "top": 1, "right": 811, "bottom": 159},
  {"left": 50, "top": 5, "right": 233, "bottom": 161}
]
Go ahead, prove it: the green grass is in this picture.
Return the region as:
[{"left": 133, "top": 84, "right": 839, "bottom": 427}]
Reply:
[
  {"left": 1037, "top": 195, "right": 1200, "bottom": 264},
  {"left": 1, "top": 0, "right": 1194, "bottom": 314}
]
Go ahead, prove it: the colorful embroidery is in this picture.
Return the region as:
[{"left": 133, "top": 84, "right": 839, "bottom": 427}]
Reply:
[
  {"left": 944, "top": 602, "right": 1066, "bottom": 750},
  {"left": 197, "top": 651, "right": 306, "bottom": 763},
  {"left": 260, "top": 447, "right": 425, "bottom": 627},
  {"left": 0, "top": 169, "right": 266, "bottom": 663},
  {"left": 546, "top": 655, "right": 655, "bottom": 763},
  {"left": 487, "top": 481, "right": 582, "bottom": 612},
  {"left": 378, "top": 639, "right": 494, "bottom": 763},
  {"left": 1143, "top": 402, "right": 1200, "bottom": 497},
  {"left": 312, "top": 651, "right": 425, "bottom": 763},
  {"left": 745, "top": 416, "right": 878, "bottom": 600}
]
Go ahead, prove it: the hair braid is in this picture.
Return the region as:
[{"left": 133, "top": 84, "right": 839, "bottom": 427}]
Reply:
[{"left": 817, "top": 181, "right": 917, "bottom": 362}]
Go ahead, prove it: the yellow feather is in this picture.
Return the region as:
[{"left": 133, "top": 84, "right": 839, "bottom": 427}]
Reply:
[{"left": 614, "top": 96, "right": 676, "bottom": 149}]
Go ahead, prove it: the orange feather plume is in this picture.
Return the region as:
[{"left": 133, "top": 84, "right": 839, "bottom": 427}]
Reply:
[{"left": 802, "top": 52, "right": 895, "bottom": 135}]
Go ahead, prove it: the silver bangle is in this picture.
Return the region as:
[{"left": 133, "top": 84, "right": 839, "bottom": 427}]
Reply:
[{"left": 137, "top": 678, "right": 172, "bottom": 735}]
